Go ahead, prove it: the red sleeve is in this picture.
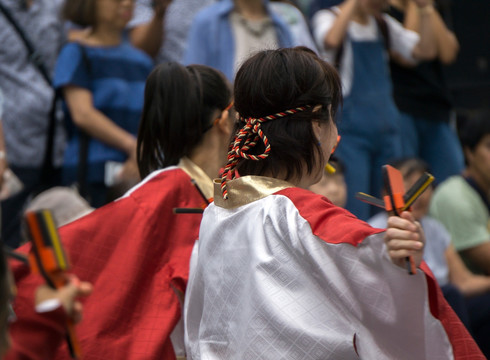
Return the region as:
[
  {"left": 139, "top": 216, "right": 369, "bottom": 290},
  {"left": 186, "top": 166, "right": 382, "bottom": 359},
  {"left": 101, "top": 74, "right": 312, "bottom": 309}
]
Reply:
[
  {"left": 12, "top": 169, "right": 204, "bottom": 360},
  {"left": 5, "top": 306, "right": 67, "bottom": 360}
]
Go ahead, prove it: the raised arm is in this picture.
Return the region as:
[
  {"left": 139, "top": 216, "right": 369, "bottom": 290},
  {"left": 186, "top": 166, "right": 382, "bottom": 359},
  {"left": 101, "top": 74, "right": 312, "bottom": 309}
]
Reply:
[
  {"left": 408, "top": 0, "right": 437, "bottom": 60},
  {"left": 129, "top": 0, "right": 172, "bottom": 58},
  {"left": 404, "top": 0, "right": 459, "bottom": 63},
  {"left": 459, "top": 242, "right": 490, "bottom": 276},
  {"left": 322, "top": 0, "right": 359, "bottom": 49}
]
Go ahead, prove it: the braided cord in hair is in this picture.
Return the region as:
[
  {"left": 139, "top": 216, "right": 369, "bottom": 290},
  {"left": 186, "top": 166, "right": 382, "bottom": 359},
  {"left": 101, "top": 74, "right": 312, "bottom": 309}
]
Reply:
[{"left": 220, "top": 106, "right": 311, "bottom": 199}]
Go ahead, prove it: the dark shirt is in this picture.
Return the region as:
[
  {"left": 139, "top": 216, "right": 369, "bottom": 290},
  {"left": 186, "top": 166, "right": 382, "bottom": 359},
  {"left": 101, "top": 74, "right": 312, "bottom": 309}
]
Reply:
[{"left": 388, "top": 5, "right": 453, "bottom": 123}]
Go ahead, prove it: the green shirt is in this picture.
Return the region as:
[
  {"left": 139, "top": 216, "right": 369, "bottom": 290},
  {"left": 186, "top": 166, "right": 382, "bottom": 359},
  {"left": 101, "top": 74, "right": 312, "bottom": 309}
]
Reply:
[{"left": 430, "top": 175, "right": 490, "bottom": 273}]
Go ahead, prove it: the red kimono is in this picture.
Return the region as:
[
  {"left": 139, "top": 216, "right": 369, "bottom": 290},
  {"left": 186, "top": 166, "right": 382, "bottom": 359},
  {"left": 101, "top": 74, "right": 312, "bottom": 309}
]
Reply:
[{"left": 11, "top": 162, "right": 211, "bottom": 360}]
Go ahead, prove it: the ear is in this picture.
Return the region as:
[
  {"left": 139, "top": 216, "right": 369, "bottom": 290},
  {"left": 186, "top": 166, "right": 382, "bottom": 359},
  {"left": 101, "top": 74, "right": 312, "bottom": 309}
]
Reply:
[
  {"left": 311, "top": 120, "right": 322, "bottom": 143},
  {"left": 216, "top": 109, "right": 233, "bottom": 136},
  {"left": 463, "top": 146, "right": 473, "bottom": 164}
]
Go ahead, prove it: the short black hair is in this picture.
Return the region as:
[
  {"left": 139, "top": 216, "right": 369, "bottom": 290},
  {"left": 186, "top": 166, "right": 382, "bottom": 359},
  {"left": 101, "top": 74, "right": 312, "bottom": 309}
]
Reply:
[
  {"left": 459, "top": 109, "right": 490, "bottom": 152},
  {"left": 233, "top": 47, "right": 342, "bottom": 182},
  {"left": 137, "top": 63, "right": 231, "bottom": 178},
  {"left": 390, "top": 157, "right": 431, "bottom": 179}
]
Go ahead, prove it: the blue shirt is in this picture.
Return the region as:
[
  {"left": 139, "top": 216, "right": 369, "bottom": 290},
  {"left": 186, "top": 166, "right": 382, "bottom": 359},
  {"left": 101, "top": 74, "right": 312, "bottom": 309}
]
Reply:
[
  {"left": 183, "top": 0, "right": 294, "bottom": 81},
  {"left": 53, "top": 41, "right": 153, "bottom": 183}
]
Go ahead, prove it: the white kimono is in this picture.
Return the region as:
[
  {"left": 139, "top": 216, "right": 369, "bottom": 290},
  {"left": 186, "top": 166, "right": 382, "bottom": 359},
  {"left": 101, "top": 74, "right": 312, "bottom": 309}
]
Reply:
[{"left": 184, "top": 176, "right": 482, "bottom": 360}]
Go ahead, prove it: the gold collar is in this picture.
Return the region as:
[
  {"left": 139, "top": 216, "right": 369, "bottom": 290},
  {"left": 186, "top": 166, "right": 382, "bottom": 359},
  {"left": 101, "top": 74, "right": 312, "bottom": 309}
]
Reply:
[
  {"left": 178, "top": 157, "right": 214, "bottom": 200},
  {"left": 213, "top": 176, "right": 294, "bottom": 209}
]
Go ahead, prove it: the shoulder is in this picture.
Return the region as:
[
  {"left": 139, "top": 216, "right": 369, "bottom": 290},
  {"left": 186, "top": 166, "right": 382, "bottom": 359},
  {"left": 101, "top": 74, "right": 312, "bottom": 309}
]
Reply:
[
  {"left": 269, "top": 2, "right": 303, "bottom": 20},
  {"left": 275, "top": 187, "right": 383, "bottom": 246},
  {"left": 312, "top": 8, "right": 336, "bottom": 27},
  {"left": 119, "top": 42, "right": 154, "bottom": 66},
  {"left": 381, "top": 13, "right": 409, "bottom": 33},
  {"left": 123, "top": 167, "right": 191, "bottom": 199},
  {"left": 431, "top": 176, "right": 474, "bottom": 209},
  {"left": 58, "top": 42, "right": 84, "bottom": 59},
  {"left": 193, "top": 2, "right": 227, "bottom": 26},
  {"left": 381, "top": 13, "right": 419, "bottom": 45},
  {"left": 58, "top": 168, "right": 195, "bottom": 237},
  {"left": 54, "top": 42, "right": 88, "bottom": 88},
  {"left": 430, "top": 176, "right": 488, "bottom": 230}
]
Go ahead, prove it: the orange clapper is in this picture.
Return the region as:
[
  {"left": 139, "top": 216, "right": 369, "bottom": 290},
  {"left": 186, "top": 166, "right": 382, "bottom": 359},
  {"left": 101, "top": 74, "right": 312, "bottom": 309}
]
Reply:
[
  {"left": 356, "top": 165, "right": 434, "bottom": 275},
  {"left": 24, "top": 209, "right": 81, "bottom": 359}
]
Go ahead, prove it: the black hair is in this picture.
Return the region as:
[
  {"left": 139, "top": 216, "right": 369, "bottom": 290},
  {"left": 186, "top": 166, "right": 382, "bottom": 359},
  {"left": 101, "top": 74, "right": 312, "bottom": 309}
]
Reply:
[
  {"left": 232, "top": 47, "right": 342, "bottom": 182},
  {"left": 390, "top": 157, "right": 431, "bottom": 180},
  {"left": 459, "top": 109, "right": 490, "bottom": 152},
  {"left": 137, "top": 63, "right": 231, "bottom": 178}
]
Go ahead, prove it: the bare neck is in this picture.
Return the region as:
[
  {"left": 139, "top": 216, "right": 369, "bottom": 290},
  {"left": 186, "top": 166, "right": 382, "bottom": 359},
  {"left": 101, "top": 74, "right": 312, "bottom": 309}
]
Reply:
[
  {"left": 84, "top": 25, "right": 123, "bottom": 47},
  {"left": 351, "top": 7, "right": 372, "bottom": 24},
  {"left": 188, "top": 135, "right": 228, "bottom": 182}
]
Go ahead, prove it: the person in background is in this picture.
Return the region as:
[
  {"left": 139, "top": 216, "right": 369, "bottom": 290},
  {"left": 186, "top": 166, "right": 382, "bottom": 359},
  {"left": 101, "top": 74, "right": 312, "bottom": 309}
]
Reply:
[
  {"left": 430, "top": 111, "right": 490, "bottom": 276},
  {"left": 311, "top": 0, "right": 436, "bottom": 220},
  {"left": 0, "top": 90, "right": 7, "bottom": 193},
  {"left": 0, "top": 0, "right": 66, "bottom": 248},
  {"left": 388, "top": 0, "right": 464, "bottom": 184},
  {"left": 128, "top": 0, "right": 214, "bottom": 63},
  {"left": 369, "top": 157, "right": 490, "bottom": 357},
  {"left": 25, "top": 187, "right": 94, "bottom": 229},
  {"left": 269, "top": 0, "right": 318, "bottom": 52},
  {"left": 54, "top": 0, "right": 153, "bottom": 207},
  {"left": 430, "top": 111, "right": 490, "bottom": 356},
  {"left": 309, "top": 158, "right": 347, "bottom": 207},
  {"left": 11, "top": 63, "right": 233, "bottom": 360},
  {"left": 0, "top": 215, "right": 91, "bottom": 359},
  {"left": 184, "top": 0, "right": 296, "bottom": 82},
  {"left": 308, "top": 0, "right": 342, "bottom": 20},
  {"left": 184, "top": 47, "right": 482, "bottom": 359}
]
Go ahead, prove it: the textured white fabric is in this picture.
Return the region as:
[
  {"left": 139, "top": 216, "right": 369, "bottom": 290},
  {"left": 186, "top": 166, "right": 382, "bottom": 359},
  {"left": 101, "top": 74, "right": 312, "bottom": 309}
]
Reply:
[
  {"left": 185, "top": 191, "right": 453, "bottom": 359},
  {"left": 369, "top": 212, "right": 451, "bottom": 286}
]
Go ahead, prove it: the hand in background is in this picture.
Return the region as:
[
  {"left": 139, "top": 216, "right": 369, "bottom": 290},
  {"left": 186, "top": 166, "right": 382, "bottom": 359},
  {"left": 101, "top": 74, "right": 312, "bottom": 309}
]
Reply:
[
  {"left": 119, "top": 157, "right": 140, "bottom": 185},
  {"left": 35, "top": 275, "right": 92, "bottom": 324},
  {"left": 153, "top": 0, "right": 173, "bottom": 17}
]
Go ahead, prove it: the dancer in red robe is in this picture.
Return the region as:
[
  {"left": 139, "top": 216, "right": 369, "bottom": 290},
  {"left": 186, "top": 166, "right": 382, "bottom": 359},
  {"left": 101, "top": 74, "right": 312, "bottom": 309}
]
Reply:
[{"left": 10, "top": 62, "right": 233, "bottom": 360}]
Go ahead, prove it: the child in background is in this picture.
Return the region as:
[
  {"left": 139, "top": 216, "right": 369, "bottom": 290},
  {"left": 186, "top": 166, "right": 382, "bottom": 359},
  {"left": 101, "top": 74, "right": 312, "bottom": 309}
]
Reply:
[
  {"left": 309, "top": 158, "right": 347, "bottom": 207},
  {"left": 311, "top": 0, "right": 436, "bottom": 220},
  {"left": 55, "top": 0, "right": 153, "bottom": 207},
  {"left": 368, "top": 157, "right": 490, "bottom": 358}
]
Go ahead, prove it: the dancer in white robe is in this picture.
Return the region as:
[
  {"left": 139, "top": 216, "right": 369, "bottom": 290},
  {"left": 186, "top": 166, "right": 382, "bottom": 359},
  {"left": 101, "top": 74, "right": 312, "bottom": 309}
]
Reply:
[{"left": 184, "top": 47, "right": 484, "bottom": 359}]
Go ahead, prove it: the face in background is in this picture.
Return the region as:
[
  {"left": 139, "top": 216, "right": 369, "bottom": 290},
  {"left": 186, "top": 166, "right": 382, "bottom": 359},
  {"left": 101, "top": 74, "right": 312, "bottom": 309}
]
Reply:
[
  {"left": 359, "top": 0, "right": 389, "bottom": 15},
  {"left": 402, "top": 170, "right": 433, "bottom": 221},
  {"left": 309, "top": 167, "right": 347, "bottom": 208},
  {"left": 95, "top": 0, "right": 134, "bottom": 31},
  {"left": 465, "top": 134, "right": 490, "bottom": 191}
]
